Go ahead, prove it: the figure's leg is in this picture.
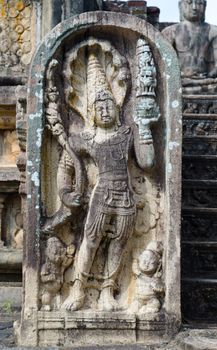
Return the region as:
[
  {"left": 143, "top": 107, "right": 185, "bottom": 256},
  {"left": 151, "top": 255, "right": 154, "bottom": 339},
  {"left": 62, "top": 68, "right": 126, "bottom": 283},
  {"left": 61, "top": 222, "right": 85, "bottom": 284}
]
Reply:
[
  {"left": 99, "top": 214, "right": 135, "bottom": 311},
  {"left": 127, "top": 299, "right": 141, "bottom": 314},
  {"left": 62, "top": 212, "right": 105, "bottom": 311},
  {"left": 41, "top": 292, "right": 52, "bottom": 311}
]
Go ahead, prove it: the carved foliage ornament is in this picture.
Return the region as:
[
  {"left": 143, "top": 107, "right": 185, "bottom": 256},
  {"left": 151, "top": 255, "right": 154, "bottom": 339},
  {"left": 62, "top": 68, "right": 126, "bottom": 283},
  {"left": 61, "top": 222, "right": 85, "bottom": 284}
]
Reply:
[
  {"left": 135, "top": 38, "right": 160, "bottom": 140},
  {"left": 0, "top": 0, "right": 32, "bottom": 68}
]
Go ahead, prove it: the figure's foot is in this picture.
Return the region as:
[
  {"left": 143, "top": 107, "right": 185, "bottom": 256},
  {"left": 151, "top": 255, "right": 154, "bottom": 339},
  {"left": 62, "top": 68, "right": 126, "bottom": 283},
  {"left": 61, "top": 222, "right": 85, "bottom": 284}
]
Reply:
[
  {"left": 62, "top": 295, "right": 85, "bottom": 311},
  {"left": 98, "top": 287, "right": 119, "bottom": 311},
  {"left": 41, "top": 304, "right": 51, "bottom": 311},
  {"left": 61, "top": 281, "right": 85, "bottom": 311},
  {"left": 138, "top": 298, "right": 161, "bottom": 319}
]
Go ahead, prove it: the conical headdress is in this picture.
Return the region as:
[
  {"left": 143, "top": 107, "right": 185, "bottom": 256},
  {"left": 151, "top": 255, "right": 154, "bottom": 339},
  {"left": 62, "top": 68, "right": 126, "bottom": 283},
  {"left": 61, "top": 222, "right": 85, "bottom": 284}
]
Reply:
[{"left": 87, "top": 51, "right": 115, "bottom": 126}]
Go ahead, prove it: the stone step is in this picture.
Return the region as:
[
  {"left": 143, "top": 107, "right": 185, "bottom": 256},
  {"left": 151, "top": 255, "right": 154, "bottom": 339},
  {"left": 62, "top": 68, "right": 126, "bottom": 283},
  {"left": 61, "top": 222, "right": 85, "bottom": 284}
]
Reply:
[
  {"left": 0, "top": 312, "right": 20, "bottom": 348},
  {"left": 0, "top": 344, "right": 169, "bottom": 350},
  {"left": 177, "top": 330, "right": 217, "bottom": 350}
]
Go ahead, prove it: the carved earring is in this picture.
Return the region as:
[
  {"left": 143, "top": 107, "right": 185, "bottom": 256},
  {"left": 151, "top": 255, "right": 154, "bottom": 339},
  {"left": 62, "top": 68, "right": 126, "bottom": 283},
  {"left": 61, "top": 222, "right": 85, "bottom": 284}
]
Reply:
[{"left": 116, "top": 106, "right": 121, "bottom": 129}]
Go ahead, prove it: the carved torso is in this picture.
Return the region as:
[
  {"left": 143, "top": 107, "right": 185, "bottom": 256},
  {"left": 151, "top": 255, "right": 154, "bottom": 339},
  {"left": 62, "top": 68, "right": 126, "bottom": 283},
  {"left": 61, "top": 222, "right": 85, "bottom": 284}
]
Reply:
[
  {"left": 136, "top": 275, "right": 159, "bottom": 300},
  {"left": 70, "top": 125, "right": 135, "bottom": 216},
  {"left": 163, "top": 22, "right": 213, "bottom": 77},
  {"left": 90, "top": 126, "right": 131, "bottom": 178}
]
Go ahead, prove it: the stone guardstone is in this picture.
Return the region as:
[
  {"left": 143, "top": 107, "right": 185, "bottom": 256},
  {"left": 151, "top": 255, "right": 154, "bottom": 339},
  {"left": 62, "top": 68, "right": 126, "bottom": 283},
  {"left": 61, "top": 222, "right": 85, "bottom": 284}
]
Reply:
[{"left": 14, "top": 11, "right": 182, "bottom": 347}]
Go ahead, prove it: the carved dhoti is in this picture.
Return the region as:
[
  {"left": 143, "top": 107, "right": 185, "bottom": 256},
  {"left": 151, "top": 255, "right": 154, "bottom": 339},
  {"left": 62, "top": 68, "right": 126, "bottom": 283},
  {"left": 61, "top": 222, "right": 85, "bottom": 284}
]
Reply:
[{"left": 73, "top": 178, "right": 136, "bottom": 289}]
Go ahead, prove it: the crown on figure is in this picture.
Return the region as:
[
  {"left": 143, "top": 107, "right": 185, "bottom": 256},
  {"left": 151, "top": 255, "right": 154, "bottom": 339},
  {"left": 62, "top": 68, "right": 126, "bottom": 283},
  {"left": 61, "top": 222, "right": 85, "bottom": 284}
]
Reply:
[
  {"left": 86, "top": 50, "right": 120, "bottom": 126},
  {"left": 87, "top": 51, "right": 114, "bottom": 106},
  {"left": 94, "top": 90, "right": 115, "bottom": 104}
]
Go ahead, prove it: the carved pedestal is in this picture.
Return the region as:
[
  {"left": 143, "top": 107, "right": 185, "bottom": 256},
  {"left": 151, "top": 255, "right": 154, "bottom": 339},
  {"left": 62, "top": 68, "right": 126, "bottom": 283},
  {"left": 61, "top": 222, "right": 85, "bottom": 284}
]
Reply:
[
  {"left": 16, "top": 12, "right": 182, "bottom": 347},
  {"left": 35, "top": 310, "right": 166, "bottom": 347}
]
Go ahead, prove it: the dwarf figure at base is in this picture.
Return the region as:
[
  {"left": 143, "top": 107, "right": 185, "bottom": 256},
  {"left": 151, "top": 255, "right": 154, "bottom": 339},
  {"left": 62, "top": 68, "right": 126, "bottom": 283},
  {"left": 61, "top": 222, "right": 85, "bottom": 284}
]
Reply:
[
  {"left": 129, "top": 241, "right": 164, "bottom": 318},
  {"left": 40, "top": 237, "right": 74, "bottom": 311}
]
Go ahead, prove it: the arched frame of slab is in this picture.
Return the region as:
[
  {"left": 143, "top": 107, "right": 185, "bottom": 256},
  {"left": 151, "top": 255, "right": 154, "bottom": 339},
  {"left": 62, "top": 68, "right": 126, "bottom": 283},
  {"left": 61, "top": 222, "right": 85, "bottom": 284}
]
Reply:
[{"left": 18, "top": 12, "right": 182, "bottom": 347}]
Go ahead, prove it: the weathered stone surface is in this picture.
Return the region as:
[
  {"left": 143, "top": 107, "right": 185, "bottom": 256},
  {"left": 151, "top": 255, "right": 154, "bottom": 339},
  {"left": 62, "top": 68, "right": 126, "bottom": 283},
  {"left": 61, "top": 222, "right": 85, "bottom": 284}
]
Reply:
[
  {"left": 162, "top": 0, "right": 217, "bottom": 94},
  {"left": 0, "top": 83, "right": 23, "bottom": 259},
  {"left": 181, "top": 88, "right": 217, "bottom": 322},
  {"left": 0, "top": 344, "right": 169, "bottom": 350},
  {"left": 16, "top": 10, "right": 182, "bottom": 347},
  {"left": 103, "top": 0, "right": 132, "bottom": 13},
  {"left": 103, "top": 0, "right": 147, "bottom": 19},
  {"left": 176, "top": 330, "right": 217, "bottom": 350},
  {"left": 63, "top": 0, "right": 103, "bottom": 19},
  {"left": 147, "top": 7, "right": 160, "bottom": 28},
  {"left": 0, "top": 0, "right": 34, "bottom": 74},
  {"left": 0, "top": 89, "right": 21, "bottom": 258},
  {"left": 0, "top": 312, "right": 20, "bottom": 347},
  {"left": 0, "top": 286, "right": 22, "bottom": 309},
  {"left": 41, "top": 0, "right": 62, "bottom": 37},
  {"left": 0, "top": 251, "right": 22, "bottom": 271}
]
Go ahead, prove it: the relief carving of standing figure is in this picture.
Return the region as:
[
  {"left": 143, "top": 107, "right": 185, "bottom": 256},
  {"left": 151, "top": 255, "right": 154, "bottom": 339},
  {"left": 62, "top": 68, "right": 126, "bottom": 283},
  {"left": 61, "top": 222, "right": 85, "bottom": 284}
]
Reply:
[{"left": 61, "top": 51, "right": 155, "bottom": 312}]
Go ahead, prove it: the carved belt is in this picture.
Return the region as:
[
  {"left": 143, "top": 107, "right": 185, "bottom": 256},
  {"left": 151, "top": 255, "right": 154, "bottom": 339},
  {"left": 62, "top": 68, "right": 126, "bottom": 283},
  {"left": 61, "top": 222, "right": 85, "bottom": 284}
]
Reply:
[{"left": 104, "top": 188, "right": 133, "bottom": 209}]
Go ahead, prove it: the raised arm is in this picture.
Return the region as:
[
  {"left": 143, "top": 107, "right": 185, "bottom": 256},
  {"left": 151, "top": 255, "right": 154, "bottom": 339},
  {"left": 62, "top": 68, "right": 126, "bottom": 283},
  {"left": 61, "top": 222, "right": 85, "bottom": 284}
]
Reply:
[
  {"left": 45, "top": 59, "right": 85, "bottom": 204},
  {"left": 132, "top": 123, "right": 155, "bottom": 171}
]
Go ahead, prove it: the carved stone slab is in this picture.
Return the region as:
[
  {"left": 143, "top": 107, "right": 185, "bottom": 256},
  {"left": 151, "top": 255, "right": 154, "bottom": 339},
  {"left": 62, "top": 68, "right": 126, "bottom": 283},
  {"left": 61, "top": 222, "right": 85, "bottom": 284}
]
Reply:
[{"left": 15, "top": 12, "right": 182, "bottom": 347}]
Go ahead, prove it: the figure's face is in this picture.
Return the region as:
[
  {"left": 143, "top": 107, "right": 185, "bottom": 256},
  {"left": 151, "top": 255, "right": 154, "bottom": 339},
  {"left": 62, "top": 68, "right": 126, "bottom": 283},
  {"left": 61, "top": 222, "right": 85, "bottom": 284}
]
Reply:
[
  {"left": 180, "top": 0, "right": 206, "bottom": 22},
  {"left": 139, "top": 250, "right": 158, "bottom": 274},
  {"left": 94, "top": 98, "right": 117, "bottom": 128},
  {"left": 47, "top": 240, "right": 66, "bottom": 264}
]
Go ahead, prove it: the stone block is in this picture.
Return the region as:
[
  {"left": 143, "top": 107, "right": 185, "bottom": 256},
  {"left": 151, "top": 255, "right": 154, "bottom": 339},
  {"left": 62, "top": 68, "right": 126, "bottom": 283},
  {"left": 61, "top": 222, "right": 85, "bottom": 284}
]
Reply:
[
  {"left": 0, "top": 285, "right": 22, "bottom": 309},
  {"left": 16, "top": 10, "right": 182, "bottom": 348}
]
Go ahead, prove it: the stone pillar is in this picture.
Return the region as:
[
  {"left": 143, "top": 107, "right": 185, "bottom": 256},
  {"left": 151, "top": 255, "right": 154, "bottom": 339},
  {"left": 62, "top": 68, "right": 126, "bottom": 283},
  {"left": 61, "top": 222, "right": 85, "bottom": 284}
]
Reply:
[
  {"left": 63, "top": 0, "right": 102, "bottom": 19},
  {"left": 103, "top": 0, "right": 147, "bottom": 18},
  {"left": 16, "top": 86, "right": 27, "bottom": 199},
  {"left": 84, "top": 0, "right": 102, "bottom": 11},
  {"left": 0, "top": 195, "right": 6, "bottom": 247},
  {"left": 147, "top": 6, "right": 160, "bottom": 28},
  {"left": 63, "top": 0, "right": 84, "bottom": 19},
  {"left": 42, "top": 0, "right": 62, "bottom": 37},
  {"left": 127, "top": 0, "right": 147, "bottom": 19}
]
